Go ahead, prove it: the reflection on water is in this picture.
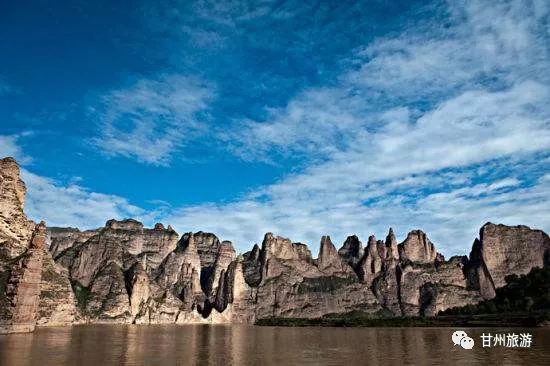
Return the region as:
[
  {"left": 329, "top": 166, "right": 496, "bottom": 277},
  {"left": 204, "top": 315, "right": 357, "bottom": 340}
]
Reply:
[{"left": 0, "top": 325, "right": 549, "bottom": 365}]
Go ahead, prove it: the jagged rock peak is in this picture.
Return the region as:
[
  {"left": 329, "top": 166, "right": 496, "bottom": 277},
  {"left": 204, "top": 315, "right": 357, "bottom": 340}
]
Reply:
[
  {"left": 177, "top": 232, "right": 197, "bottom": 252},
  {"left": 367, "top": 235, "right": 377, "bottom": 246},
  {"left": 30, "top": 221, "right": 47, "bottom": 249},
  {"left": 357, "top": 235, "right": 384, "bottom": 282},
  {"left": 338, "top": 235, "right": 364, "bottom": 268},
  {"left": 183, "top": 231, "right": 221, "bottom": 269},
  {"left": 385, "top": 228, "right": 399, "bottom": 260},
  {"left": 468, "top": 222, "right": 550, "bottom": 298},
  {"left": 105, "top": 218, "right": 143, "bottom": 231},
  {"left": 249, "top": 244, "right": 260, "bottom": 261},
  {"left": 260, "top": 232, "right": 300, "bottom": 261},
  {"left": 398, "top": 230, "right": 438, "bottom": 264},
  {"left": 1, "top": 156, "right": 36, "bottom": 257},
  {"left": 292, "top": 242, "right": 313, "bottom": 262},
  {"left": 318, "top": 235, "right": 338, "bottom": 264},
  {"left": 317, "top": 236, "right": 355, "bottom": 277},
  {"left": 0, "top": 157, "right": 26, "bottom": 210}
]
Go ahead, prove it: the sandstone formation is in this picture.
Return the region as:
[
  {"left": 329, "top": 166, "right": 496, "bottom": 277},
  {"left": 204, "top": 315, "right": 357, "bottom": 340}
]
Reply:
[
  {"left": 467, "top": 222, "right": 550, "bottom": 299},
  {"left": 338, "top": 235, "right": 363, "bottom": 269},
  {"left": 1, "top": 157, "right": 75, "bottom": 333},
  {"left": 1, "top": 156, "right": 549, "bottom": 332}
]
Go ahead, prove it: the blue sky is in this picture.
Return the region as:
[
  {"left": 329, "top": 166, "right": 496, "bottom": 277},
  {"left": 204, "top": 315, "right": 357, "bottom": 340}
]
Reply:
[{"left": 1, "top": 0, "right": 549, "bottom": 257}]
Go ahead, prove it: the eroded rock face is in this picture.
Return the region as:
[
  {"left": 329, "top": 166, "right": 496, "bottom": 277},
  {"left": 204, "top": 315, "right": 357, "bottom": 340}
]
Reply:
[
  {"left": 338, "top": 235, "right": 364, "bottom": 269},
  {"left": 398, "top": 256, "right": 479, "bottom": 316},
  {"left": 2, "top": 157, "right": 549, "bottom": 330},
  {"left": 36, "top": 253, "right": 78, "bottom": 326},
  {"left": 242, "top": 244, "right": 262, "bottom": 286},
  {"left": 357, "top": 236, "right": 384, "bottom": 283},
  {"left": 385, "top": 228, "right": 399, "bottom": 260},
  {"left": 1, "top": 158, "right": 52, "bottom": 333},
  {"left": 1, "top": 222, "right": 46, "bottom": 333},
  {"left": 0, "top": 157, "right": 36, "bottom": 258},
  {"left": 126, "top": 263, "right": 150, "bottom": 319},
  {"left": 467, "top": 223, "right": 550, "bottom": 299},
  {"left": 206, "top": 241, "right": 236, "bottom": 301},
  {"left": 317, "top": 236, "right": 356, "bottom": 277},
  {"left": 398, "top": 230, "right": 439, "bottom": 264}
]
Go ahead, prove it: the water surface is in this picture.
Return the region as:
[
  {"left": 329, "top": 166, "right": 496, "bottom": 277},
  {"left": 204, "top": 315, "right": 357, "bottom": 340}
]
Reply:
[{"left": 1, "top": 325, "right": 549, "bottom": 365}]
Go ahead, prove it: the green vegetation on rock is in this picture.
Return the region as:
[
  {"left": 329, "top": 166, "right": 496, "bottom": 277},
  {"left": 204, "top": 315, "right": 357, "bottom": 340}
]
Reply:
[
  {"left": 71, "top": 280, "right": 91, "bottom": 314},
  {"left": 441, "top": 266, "right": 550, "bottom": 316},
  {"left": 297, "top": 276, "right": 355, "bottom": 294}
]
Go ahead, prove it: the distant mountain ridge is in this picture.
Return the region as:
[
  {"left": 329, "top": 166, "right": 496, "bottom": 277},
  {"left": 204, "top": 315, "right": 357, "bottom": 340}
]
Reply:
[{"left": 1, "top": 156, "right": 549, "bottom": 333}]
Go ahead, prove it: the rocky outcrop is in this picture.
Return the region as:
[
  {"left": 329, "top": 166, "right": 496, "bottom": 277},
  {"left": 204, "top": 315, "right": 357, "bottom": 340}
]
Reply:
[
  {"left": 317, "top": 236, "right": 356, "bottom": 277},
  {"left": 397, "top": 256, "right": 481, "bottom": 316},
  {"left": 0, "top": 158, "right": 36, "bottom": 258},
  {"left": 398, "top": 230, "right": 439, "bottom": 264},
  {"left": 467, "top": 222, "right": 550, "bottom": 299},
  {"left": 1, "top": 157, "right": 55, "bottom": 333},
  {"left": 385, "top": 228, "right": 399, "bottom": 260},
  {"left": 155, "top": 233, "right": 203, "bottom": 312},
  {"left": 36, "top": 253, "right": 78, "bottom": 326},
  {"left": 357, "top": 236, "right": 384, "bottom": 283},
  {"left": 242, "top": 244, "right": 262, "bottom": 286},
  {"left": 0, "top": 222, "right": 47, "bottom": 333},
  {"left": 338, "top": 235, "right": 363, "bottom": 269},
  {"left": 1, "top": 156, "right": 549, "bottom": 330},
  {"left": 206, "top": 241, "right": 236, "bottom": 301}
]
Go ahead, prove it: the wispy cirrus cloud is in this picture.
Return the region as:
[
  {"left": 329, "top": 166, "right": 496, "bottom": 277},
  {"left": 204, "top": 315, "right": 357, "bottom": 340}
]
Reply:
[
  {"left": 162, "top": 0, "right": 550, "bottom": 255},
  {"left": 13, "top": 0, "right": 550, "bottom": 258},
  {"left": 0, "top": 135, "right": 152, "bottom": 229},
  {"left": 21, "top": 169, "right": 157, "bottom": 229},
  {"left": 227, "top": 0, "right": 550, "bottom": 161},
  {"left": 0, "top": 135, "right": 32, "bottom": 164},
  {"left": 91, "top": 74, "right": 214, "bottom": 166}
]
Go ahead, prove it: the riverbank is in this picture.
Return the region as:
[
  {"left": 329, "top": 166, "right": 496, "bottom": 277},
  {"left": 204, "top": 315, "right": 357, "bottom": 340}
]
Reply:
[{"left": 255, "top": 311, "right": 550, "bottom": 327}]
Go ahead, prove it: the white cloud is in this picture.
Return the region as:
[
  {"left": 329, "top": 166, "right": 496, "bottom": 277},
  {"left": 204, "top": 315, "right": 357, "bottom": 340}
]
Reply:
[
  {"left": 0, "top": 135, "right": 32, "bottom": 164},
  {"left": 163, "top": 157, "right": 550, "bottom": 257},
  {"left": 162, "top": 0, "right": 550, "bottom": 256},
  {"left": 221, "top": 88, "right": 368, "bottom": 161},
  {"left": 91, "top": 74, "right": 214, "bottom": 166},
  {"left": 15, "top": 0, "right": 550, "bottom": 258},
  {"left": 21, "top": 169, "right": 154, "bottom": 229},
  {"left": 228, "top": 0, "right": 550, "bottom": 159}
]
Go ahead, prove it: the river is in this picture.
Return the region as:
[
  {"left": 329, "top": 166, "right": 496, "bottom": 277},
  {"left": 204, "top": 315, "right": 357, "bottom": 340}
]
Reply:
[{"left": 1, "top": 325, "right": 549, "bottom": 365}]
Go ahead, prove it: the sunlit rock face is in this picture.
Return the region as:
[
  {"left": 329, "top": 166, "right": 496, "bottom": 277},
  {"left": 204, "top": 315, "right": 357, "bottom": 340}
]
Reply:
[
  {"left": 398, "top": 230, "right": 439, "bottom": 264},
  {"left": 1, "top": 157, "right": 549, "bottom": 330},
  {"left": 0, "top": 157, "right": 36, "bottom": 258},
  {"left": 1, "top": 157, "right": 72, "bottom": 333},
  {"left": 466, "top": 222, "right": 550, "bottom": 299}
]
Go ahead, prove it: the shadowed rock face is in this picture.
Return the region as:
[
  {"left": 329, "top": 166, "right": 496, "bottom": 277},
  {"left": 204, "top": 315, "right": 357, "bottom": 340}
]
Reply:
[
  {"left": 338, "top": 235, "right": 363, "bottom": 269},
  {"left": 1, "top": 157, "right": 549, "bottom": 330}
]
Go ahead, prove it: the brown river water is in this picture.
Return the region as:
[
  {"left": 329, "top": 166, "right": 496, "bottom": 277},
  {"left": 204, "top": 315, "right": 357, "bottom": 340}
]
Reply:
[{"left": 0, "top": 325, "right": 549, "bottom": 365}]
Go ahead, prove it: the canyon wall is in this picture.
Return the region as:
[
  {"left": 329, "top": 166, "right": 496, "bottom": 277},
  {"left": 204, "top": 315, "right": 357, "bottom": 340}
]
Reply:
[{"left": 1, "top": 157, "right": 549, "bottom": 333}]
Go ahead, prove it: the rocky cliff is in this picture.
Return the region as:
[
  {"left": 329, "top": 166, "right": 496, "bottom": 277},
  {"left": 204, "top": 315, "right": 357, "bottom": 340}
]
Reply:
[
  {"left": 1, "top": 157, "right": 549, "bottom": 332},
  {"left": 1, "top": 158, "right": 77, "bottom": 333}
]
